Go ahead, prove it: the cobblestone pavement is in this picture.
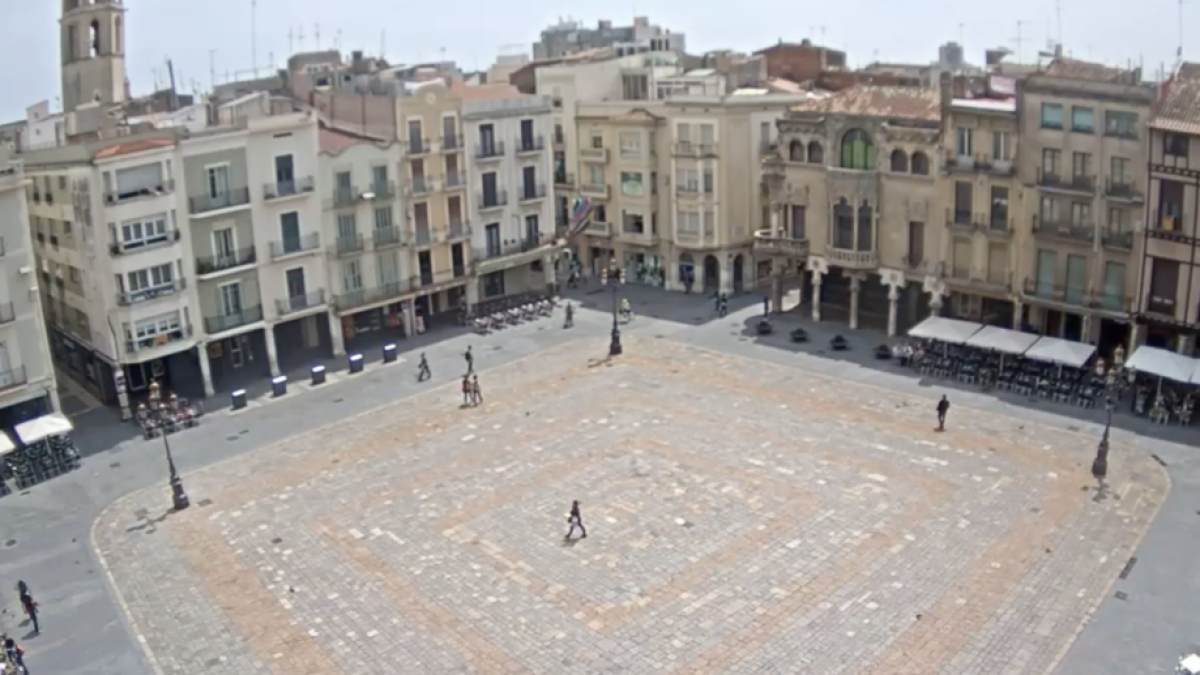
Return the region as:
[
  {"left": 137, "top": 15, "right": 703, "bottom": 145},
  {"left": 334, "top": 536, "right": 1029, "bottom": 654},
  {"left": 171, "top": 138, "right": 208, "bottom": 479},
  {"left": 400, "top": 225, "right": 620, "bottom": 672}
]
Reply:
[{"left": 92, "top": 337, "right": 1167, "bottom": 675}]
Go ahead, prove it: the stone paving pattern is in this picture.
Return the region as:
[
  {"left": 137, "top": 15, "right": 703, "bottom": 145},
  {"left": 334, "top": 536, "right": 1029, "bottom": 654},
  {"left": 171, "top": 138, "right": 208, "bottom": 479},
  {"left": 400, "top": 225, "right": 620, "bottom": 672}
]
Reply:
[{"left": 92, "top": 337, "right": 1167, "bottom": 675}]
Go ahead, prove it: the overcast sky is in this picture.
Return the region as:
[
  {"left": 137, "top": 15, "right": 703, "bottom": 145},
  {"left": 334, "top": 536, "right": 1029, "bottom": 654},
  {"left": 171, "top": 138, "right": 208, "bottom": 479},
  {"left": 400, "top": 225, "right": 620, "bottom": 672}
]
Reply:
[{"left": 0, "top": 0, "right": 1190, "bottom": 121}]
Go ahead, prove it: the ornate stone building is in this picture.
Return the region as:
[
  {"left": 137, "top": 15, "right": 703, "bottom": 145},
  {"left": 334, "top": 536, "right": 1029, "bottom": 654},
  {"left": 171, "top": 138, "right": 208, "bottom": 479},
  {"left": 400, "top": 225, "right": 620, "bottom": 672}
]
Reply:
[{"left": 759, "top": 87, "right": 942, "bottom": 335}]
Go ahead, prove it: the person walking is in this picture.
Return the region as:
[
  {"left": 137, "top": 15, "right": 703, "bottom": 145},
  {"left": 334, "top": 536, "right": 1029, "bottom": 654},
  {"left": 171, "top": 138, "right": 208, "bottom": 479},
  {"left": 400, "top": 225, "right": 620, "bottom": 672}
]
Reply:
[
  {"left": 471, "top": 375, "right": 483, "bottom": 406},
  {"left": 461, "top": 375, "right": 473, "bottom": 407},
  {"left": 464, "top": 346, "right": 474, "bottom": 374},
  {"left": 417, "top": 353, "right": 431, "bottom": 382},
  {"left": 563, "top": 302, "right": 574, "bottom": 329},
  {"left": 16, "top": 581, "right": 37, "bottom": 634},
  {"left": 936, "top": 395, "right": 950, "bottom": 432},
  {"left": 718, "top": 293, "right": 729, "bottom": 318},
  {"left": 3, "top": 634, "right": 28, "bottom": 674},
  {"left": 565, "top": 500, "right": 587, "bottom": 540}
]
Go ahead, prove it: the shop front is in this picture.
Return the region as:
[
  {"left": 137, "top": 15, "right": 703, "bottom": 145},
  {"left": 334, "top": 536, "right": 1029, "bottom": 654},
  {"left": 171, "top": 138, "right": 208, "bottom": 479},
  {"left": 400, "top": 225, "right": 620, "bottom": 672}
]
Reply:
[
  {"left": 623, "top": 251, "right": 665, "bottom": 288},
  {"left": 50, "top": 328, "right": 118, "bottom": 405},
  {"left": 342, "top": 301, "right": 410, "bottom": 348}
]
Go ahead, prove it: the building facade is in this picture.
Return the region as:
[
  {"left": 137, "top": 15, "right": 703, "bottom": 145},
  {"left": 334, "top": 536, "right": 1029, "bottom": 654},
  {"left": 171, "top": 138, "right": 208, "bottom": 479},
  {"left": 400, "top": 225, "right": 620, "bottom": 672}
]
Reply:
[
  {"left": 0, "top": 162, "right": 60, "bottom": 426},
  {"left": 462, "top": 94, "right": 560, "bottom": 302},
  {"left": 1140, "top": 62, "right": 1200, "bottom": 354},
  {"left": 1016, "top": 59, "right": 1152, "bottom": 353}
]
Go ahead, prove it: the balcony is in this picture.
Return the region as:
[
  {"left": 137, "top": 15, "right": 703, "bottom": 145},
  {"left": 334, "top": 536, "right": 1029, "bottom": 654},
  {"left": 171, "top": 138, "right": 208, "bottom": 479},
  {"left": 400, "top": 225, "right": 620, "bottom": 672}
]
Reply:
[
  {"left": 116, "top": 279, "right": 187, "bottom": 306},
  {"left": 407, "top": 177, "right": 436, "bottom": 197},
  {"left": 443, "top": 172, "right": 467, "bottom": 190},
  {"left": 334, "top": 233, "right": 365, "bottom": 255},
  {"left": 475, "top": 141, "right": 505, "bottom": 161},
  {"left": 1101, "top": 229, "right": 1134, "bottom": 250},
  {"left": 269, "top": 233, "right": 321, "bottom": 259},
  {"left": 1147, "top": 209, "right": 1197, "bottom": 244},
  {"left": 331, "top": 186, "right": 359, "bottom": 208},
  {"left": 104, "top": 179, "right": 175, "bottom": 206},
  {"left": 519, "top": 184, "right": 547, "bottom": 202},
  {"left": 263, "top": 176, "right": 316, "bottom": 201},
  {"left": 448, "top": 221, "right": 472, "bottom": 241},
  {"left": 586, "top": 220, "right": 612, "bottom": 236},
  {"left": 125, "top": 324, "right": 193, "bottom": 355},
  {"left": 580, "top": 147, "right": 608, "bottom": 162},
  {"left": 189, "top": 187, "right": 251, "bottom": 215},
  {"left": 673, "top": 142, "right": 717, "bottom": 158},
  {"left": 942, "top": 152, "right": 1015, "bottom": 176},
  {"left": 985, "top": 217, "right": 1013, "bottom": 238},
  {"left": 1022, "top": 278, "right": 1132, "bottom": 313},
  {"left": 1036, "top": 169, "right": 1095, "bottom": 195},
  {"left": 334, "top": 280, "right": 413, "bottom": 312},
  {"left": 474, "top": 237, "right": 558, "bottom": 274},
  {"left": 555, "top": 172, "right": 575, "bottom": 189},
  {"left": 620, "top": 226, "right": 659, "bottom": 247},
  {"left": 368, "top": 181, "right": 396, "bottom": 201},
  {"left": 275, "top": 290, "right": 327, "bottom": 316},
  {"left": 947, "top": 267, "right": 1011, "bottom": 292},
  {"left": 478, "top": 190, "right": 508, "bottom": 212},
  {"left": 204, "top": 305, "right": 264, "bottom": 334},
  {"left": 411, "top": 269, "right": 466, "bottom": 291},
  {"left": 196, "top": 246, "right": 257, "bottom": 276},
  {"left": 753, "top": 230, "right": 810, "bottom": 258},
  {"left": 580, "top": 183, "right": 610, "bottom": 199},
  {"left": 515, "top": 135, "right": 545, "bottom": 155},
  {"left": 825, "top": 247, "right": 879, "bottom": 270},
  {"left": 372, "top": 226, "right": 406, "bottom": 249},
  {"left": 0, "top": 302, "right": 15, "bottom": 325},
  {"left": 408, "top": 138, "right": 432, "bottom": 156},
  {"left": 946, "top": 208, "right": 979, "bottom": 232},
  {"left": 1032, "top": 215, "right": 1094, "bottom": 244},
  {"left": 442, "top": 134, "right": 463, "bottom": 153},
  {"left": 1104, "top": 179, "right": 1144, "bottom": 203},
  {"left": 110, "top": 229, "right": 181, "bottom": 255}
]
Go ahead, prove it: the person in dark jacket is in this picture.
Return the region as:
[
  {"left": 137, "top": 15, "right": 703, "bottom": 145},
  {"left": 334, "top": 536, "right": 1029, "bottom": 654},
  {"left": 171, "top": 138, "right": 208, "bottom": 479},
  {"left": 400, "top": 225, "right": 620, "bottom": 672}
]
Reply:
[{"left": 936, "top": 395, "right": 950, "bottom": 431}]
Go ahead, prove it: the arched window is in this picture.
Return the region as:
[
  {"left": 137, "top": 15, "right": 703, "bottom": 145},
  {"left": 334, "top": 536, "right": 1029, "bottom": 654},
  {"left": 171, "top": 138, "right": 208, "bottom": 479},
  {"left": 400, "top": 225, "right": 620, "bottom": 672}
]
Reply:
[
  {"left": 840, "top": 129, "right": 875, "bottom": 170},
  {"left": 89, "top": 19, "right": 100, "bottom": 57},
  {"left": 807, "top": 141, "right": 824, "bottom": 165},
  {"left": 788, "top": 140, "right": 805, "bottom": 162},
  {"left": 856, "top": 201, "right": 874, "bottom": 251},
  {"left": 833, "top": 198, "right": 854, "bottom": 249},
  {"left": 890, "top": 149, "right": 909, "bottom": 172},
  {"left": 911, "top": 151, "right": 930, "bottom": 175}
]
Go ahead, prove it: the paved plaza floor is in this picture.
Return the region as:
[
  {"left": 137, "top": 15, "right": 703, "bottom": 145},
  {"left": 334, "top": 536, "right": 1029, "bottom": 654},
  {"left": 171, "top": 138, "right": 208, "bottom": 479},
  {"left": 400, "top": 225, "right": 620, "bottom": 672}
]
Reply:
[{"left": 92, "top": 337, "right": 1167, "bottom": 675}]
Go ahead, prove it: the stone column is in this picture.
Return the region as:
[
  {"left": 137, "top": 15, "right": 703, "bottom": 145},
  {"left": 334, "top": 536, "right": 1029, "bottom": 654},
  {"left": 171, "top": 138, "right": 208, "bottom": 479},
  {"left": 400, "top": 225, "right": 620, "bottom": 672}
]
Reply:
[
  {"left": 542, "top": 254, "right": 557, "bottom": 292},
  {"left": 930, "top": 293, "right": 944, "bottom": 316},
  {"left": 849, "top": 275, "right": 862, "bottom": 330},
  {"left": 404, "top": 301, "right": 418, "bottom": 337},
  {"left": 328, "top": 310, "right": 346, "bottom": 357},
  {"left": 719, "top": 256, "right": 734, "bottom": 295},
  {"left": 771, "top": 270, "right": 784, "bottom": 316},
  {"left": 1012, "top": 301, "right": 1024, "bottom": 331},
  {"left": 1128, "top": 322, "right": 1144, "bottom": 354},
  {"left": 887, "top": 286, "right": 900, "bottom": 337},
  {"left": 265, "top": 325, "right": 281, "bottom": 377},
  {"left": 1081, "top": 314, "right": 1095, "bottom": 344},
  {"left": 466, "top": 277, "right": 481, "bottom": 306},
  {"left": 197, "top": 344, "right": 215, "bottom": 397},
  {"left": 1177, "top": 332, "right": 1195, "bottom": 355},
  {"left": 811, "top": 270, "right": 823, "bottom": 322}
]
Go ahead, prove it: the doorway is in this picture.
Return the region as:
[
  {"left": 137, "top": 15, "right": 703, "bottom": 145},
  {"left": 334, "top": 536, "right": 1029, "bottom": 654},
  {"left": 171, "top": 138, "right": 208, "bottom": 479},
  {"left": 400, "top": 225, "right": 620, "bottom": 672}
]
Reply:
[
  {"left": 703, "top": 255, "right": 720, "bottom": 293},
  {"left": 732, "top": 254, "right": 744, "bottom": 293}
]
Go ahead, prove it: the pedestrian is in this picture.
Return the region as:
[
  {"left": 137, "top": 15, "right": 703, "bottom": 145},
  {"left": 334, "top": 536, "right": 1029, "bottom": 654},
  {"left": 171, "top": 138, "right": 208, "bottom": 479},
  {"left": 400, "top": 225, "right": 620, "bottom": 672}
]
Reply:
[
  {"left": 718, "top": 293, "right": 729, "bottom": 318},
  {"left": 713, "top": 292, "right": 721, "bottom": 312},
  {"left": 763, "top": 294, "right": 770, "bottom": 316},
  {"left": 471, "top": 374, "right": 483, "bottom": 406},
  {"left": 17, "top": 581, "right": 37, "bottom": 634},
  {"left": 564, "top": 302, "right": 574, "bottom": 329},
  {"left": 461, "top": 375, "right": 472, "bottom": 407},
  {"left": 565, "top": 499, "right": 587, "bottom": 540},
  {"left": 3, "top": 634, "right": 27, "bottom": 674},
  {"left": 936, "top": 395, "right": 950, "bottom": 431},
  {"left": 417, "top": 353, "right": 431, "bottom": 382},
  {"left": 464, "top": 345, "right": 474, "bottom": 374}
]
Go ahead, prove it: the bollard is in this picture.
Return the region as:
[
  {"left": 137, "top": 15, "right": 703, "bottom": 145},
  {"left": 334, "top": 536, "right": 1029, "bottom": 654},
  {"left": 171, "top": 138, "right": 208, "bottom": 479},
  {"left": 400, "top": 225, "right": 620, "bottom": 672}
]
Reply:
[
  {"left": 311, "top": 365, "right": 326, "bottom": 386},
  {"left": 231, "top": 389, "right": 248, "bottom": 410},
  {"left": 348, "top": 353, "right": 364, "bottom": 374},
  {"left": 271, "top": 375, "right": 288, "bottom": 398},
  {"left": 383, "top": 343, "right": 398, "bottom": 364}
]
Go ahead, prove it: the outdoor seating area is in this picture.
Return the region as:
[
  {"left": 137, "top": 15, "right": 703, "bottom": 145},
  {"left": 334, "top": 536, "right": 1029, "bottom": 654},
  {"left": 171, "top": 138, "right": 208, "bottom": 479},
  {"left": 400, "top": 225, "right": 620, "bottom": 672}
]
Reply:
[
  {"left": 0, "top": 413, "right": 81, "bottom": 494},
  {"left": 900, "top": 316, "right": 1186, "bottom": 421}
]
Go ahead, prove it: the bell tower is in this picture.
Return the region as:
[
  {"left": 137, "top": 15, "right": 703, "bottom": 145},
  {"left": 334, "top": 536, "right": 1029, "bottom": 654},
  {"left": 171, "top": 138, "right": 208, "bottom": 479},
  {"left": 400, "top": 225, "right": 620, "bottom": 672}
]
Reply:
[{"left": 60, "top": 0, "right": 127, "bottom": 114}]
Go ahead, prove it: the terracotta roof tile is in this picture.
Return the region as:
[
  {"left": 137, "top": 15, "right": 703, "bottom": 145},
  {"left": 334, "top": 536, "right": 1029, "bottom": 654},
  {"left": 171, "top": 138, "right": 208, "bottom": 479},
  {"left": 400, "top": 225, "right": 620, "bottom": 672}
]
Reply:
[
  {"left": 1152, "top": 62, "right": 1200, "bottom": 135},
  {"left": 93, "top": 138, "right": 174, "bottom": 160},
  {"left": 1043, "top": 57, "right": 1137, "bottom": 84},
  {"left": 789, "top": 86, "right": 940, "bottom": 122}
]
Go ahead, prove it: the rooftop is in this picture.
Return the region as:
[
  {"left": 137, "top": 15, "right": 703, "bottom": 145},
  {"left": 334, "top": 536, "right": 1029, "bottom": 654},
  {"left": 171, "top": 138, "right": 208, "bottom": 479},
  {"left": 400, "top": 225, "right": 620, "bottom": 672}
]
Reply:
[
  {"left": 93, "top": 138, "right": 174, "bottom": 160},
  {"left": 1151, "top": 62, "right": 1200, "bottom": 135},
  {"left": 1042, "top": 57, "right": 1140, "bottom": 84},
  {"left": 789, "top": 86, "right": 941, "bottom": 122}
]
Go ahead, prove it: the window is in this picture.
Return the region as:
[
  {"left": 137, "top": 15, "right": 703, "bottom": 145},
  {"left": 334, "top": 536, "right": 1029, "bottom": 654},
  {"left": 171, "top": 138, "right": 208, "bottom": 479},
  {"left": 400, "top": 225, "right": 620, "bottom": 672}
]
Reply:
[
  {"left": 1035, "top": 250, "right": 1057, "bottom": 297},
  {"left": 840, "top": 129, "right": 874, "bottom": 170},
  {"left": 789, "top": 205, "right": 806, "bottom": 240},
  {"left": 990, "top": 186, "right": 1009, "bottom": 229},
  {"left": 119, "top": 214, "right": 168, "bottom": 250},
  {"left": 1101, "top": 262, "right": 1126, "bottom": 310},
  {"left": 955, "top": 128, "right": 973, "bottom": 156},
  {"left": 833, "top": 199, "right": 854, "bottom": 249},
  {"left": 371, "top": 165, "right": 388, "bottom": 190},
  {"left": 130, "top": 312, "right": 182, "bottom": 343},
  {"left": 1071, "top": 106, "right": 1095, "bottom": 133},
  {"left": 992, "top": 131, "right": 1011, "bottom": 161},
  {"left": 206, "top": 164, "right": 230, "bottom": 199},
  {"left": 591, "top": 134, "right": 604, "bottom": 149},
  {"left": 807, "top": 141, "right": 824, "bottom": 164},
  {"left": 1110, "top": 157, "right": 1131, "bottom": 184},
  {"left": 619, "top": 172, "right": 644, "bottom": 197},
  {"left": 1040, "top": 103, "right": 1064, "bottom": 129},
  {"left": 1108, "top": 208, "right": 1130, "bottom": 233},
  {"left": 126, "top": 263, "right": 175, "bottom": 301},
  {"left": 953, "top": 181, "right": 973, "bottom": 222},
  {"left": 1105, "top": 111, "right": 1138, "bottom": 138},
  {"left": 760, "top": 121, "right": 772, "bottom": 149},
  {"left": 1065, "top": 254, "right": 1087, "bottom": 302},
  {"left": 336, "top": 213, "right": 358, "bottom": 242},
  {"left": 676, "top": 169, "right": 698, "bottom": 192},
  {"left": 890, "top": 149, "right": 908, "bottom": 172},
  {"left": 374, "top": 206, "right": 393, "bottom": 231},
  {"left": 911, "top": 152, "right": 929, "bottom": 175},
  {"left": 343, "top": 260, "right": 363, "bottom": 292},
  {"left": 703, "top": 210, "right": 715, "bottom": 235},
  {"left": 907, "top": 221, "right": 925, "bottom": 267},
  {"left": 1041, "top": 148, "right": 1060, "bottom": 177},
  {"left": 334, "top": 170, "right": 352, "bottom": 199},
  {"left": 407, "top": 119, "right": 423, "bottom": 149},
  {"left": 1164, "top": 133, "right": 1188, "bottom": 158},
  {"left": 789, "top": 140, "right": 805, "bottom": 162},
  {"left": 618, "top": 132, "right": 641, "bottom": 158},
  {"left": 524, "top": 215, "right": 540, "bottom": 243},
  {"left": 856, "top": 202, "right": 874, "bottom": 251},
  {"left": 588, "top": 164, "right": 604, "bottom": 186},
  {"left": 1039, "top": 197, "right": 1060, "bottom": 222},
  {"left": 1149, "top": 258, "right": 1180, "bottom": 314},
  {"left": 622, "top": 212, "right": 646, "bottom": 234},
  {"left": 702, "top": 169, "right": 714, "bottom": 194},
  {"left": 1072, "top": 152, "right": 1092, "bottom": 181},
  {"left": 1070, "top": 202, "right": 1091, "bottom": 226}
]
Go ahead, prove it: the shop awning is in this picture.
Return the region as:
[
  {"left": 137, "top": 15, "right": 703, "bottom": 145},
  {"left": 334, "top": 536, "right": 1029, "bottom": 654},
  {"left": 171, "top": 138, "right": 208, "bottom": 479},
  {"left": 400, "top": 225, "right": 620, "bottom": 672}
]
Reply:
[
  {"left": 1024, "top": 337, "right": 1097, "bottom": 368},
  {"left": 15, "top": 412, "right": 74, "bottom": 445},
  {"left": 964, "top": 326, "right": 1040, "bottom": 355},
  {"left": 1126, "top": 346, "right": 1196, "bottom": 383},
  {"left": 906, "top": 317, "right": 983, "bottom": 344},
  {"left": 0, "top": 432, "right": 14, "bottom": 455}
]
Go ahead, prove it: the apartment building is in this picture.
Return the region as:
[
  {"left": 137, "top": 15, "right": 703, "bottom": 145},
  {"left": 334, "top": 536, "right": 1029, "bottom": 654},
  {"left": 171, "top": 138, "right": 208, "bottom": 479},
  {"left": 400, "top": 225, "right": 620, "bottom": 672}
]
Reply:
[
  {"left": 462, "top": 91, "right": 560, "bottom": 302},
  {"left": 0, "top": 163, "right": 59, "bottom": 425},
  {"left": 533, "top": 16, "right": 685, "bottom": 61},
  {"left": 1017, "top": 58, "right": 1152, "bottom": 352},
  {"left": 767, "top": 86, "right": 943, "bottom": 334},
  {"left": 320, "top": 125, "right": 413, "bottom": 346},
  {"left": 938, "top": 75, "right": 1022, "bottom": 329},
  {"left": 1140, "top": 62, "right": 1200, "bottom": 354},
  {"left": 396, "top": 82, "right": 472, "bottom": 322}
]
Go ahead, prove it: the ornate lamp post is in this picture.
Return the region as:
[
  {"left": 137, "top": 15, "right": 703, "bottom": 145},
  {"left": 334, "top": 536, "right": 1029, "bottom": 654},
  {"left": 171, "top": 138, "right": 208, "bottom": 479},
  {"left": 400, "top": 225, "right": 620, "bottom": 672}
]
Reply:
[
  {"left": 1091, "top": 359, "right": 1136, "bottom": 487},
  {"left": 600, "top": 257, "right": 624, "bottom": 356},
  {"left": 143, "top": 382, "right": 190, "bottom": 511}
]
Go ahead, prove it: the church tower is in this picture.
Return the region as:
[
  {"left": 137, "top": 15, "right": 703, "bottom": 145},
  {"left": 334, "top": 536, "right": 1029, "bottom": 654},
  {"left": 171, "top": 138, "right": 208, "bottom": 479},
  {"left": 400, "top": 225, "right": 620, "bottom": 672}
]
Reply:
[{"left": 60, "top": 0, "right": 127, "bottom": 113}]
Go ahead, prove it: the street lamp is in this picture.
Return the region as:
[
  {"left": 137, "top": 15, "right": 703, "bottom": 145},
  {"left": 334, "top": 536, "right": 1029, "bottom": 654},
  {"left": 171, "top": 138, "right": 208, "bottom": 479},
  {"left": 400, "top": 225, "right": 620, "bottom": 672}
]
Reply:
[
  {"left": 1091, "top": 359, "right": 1136, "bottom": 487},
  {"left": 600, "top": 257, "right": 624, "bottom": 356},
  {"left": 141, "top": 382, "right": 190, "bottom": 511}
]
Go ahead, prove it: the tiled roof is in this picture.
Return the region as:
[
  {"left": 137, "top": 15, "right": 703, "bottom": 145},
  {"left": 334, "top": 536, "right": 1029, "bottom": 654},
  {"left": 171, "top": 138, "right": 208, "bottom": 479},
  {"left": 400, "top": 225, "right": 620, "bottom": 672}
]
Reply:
[
  {"left": 789, "top": 86, "right": 940, "bottom": 122},
  {"left": 1042, "top": 57, "right": 1135, "bottom": 84},
  {"left": 93, "top": 138, "right": 174, "bottom": 160},
  {"left": 453, "top": 84, "right": 523, "bottom": 102},
  {"left": 1152, "top": 62, "right": 1200, "bottom": 135}
]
